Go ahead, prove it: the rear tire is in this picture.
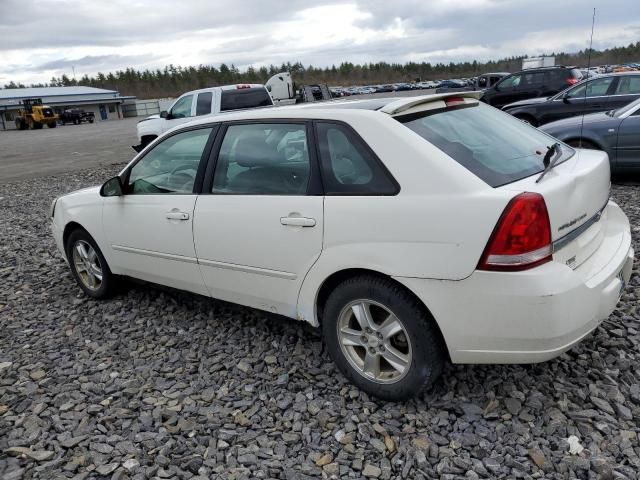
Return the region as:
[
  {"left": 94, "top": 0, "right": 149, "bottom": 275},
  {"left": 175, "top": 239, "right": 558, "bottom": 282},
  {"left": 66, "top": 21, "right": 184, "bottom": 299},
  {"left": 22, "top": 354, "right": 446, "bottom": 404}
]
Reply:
[
  {"left": 65, "top": 229, "right": 116, "bottom": 299},
  {"left": 322, "top": 275, "right": 445, "bottom": 401},
  {"left": 567, "top": 138, "right": 599, "bottom": 150},
  {"left": 48, "top": 122, "right": 56, "bottom": 128}
]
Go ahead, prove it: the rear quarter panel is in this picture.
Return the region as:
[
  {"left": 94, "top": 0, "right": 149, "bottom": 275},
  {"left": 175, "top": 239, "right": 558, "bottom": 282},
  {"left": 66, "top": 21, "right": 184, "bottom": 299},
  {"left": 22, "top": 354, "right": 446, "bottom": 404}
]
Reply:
[{"left": 296, "top": 112, "right": 514, "bottom": 324}]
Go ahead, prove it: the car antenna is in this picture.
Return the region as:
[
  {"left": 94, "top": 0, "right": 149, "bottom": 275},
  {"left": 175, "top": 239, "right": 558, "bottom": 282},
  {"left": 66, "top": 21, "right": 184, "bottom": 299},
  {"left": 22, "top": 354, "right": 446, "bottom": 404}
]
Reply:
[{"left": 578, "top": 8, "right": 596, "bottom": 147}]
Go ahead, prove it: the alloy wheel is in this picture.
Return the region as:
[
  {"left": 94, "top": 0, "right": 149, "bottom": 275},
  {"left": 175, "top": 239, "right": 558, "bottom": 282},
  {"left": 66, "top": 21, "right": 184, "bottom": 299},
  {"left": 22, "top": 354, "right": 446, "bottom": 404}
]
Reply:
[
  {"left": 72, "top": 240, "right": 103, "bottom": 291},
  {"left": 337, "top": 299, "right": 412, "bottom": 384}
]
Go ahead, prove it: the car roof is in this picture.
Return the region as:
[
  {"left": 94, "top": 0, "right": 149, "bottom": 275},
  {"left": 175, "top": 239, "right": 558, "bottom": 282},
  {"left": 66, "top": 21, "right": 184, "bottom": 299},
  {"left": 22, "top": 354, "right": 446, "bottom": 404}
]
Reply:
[{"left": 167, "top": 91, "right": 484, "bottom": 133}]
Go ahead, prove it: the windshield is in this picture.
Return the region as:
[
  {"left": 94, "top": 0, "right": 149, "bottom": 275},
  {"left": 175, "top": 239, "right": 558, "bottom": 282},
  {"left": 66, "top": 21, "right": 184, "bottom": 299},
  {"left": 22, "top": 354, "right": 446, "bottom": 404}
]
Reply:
[
  {"left": 396, "top": 102, "right": 574, "bottom": 187},
  {"left": 613, "top": 97, "right": 640, "bottom": 118}
]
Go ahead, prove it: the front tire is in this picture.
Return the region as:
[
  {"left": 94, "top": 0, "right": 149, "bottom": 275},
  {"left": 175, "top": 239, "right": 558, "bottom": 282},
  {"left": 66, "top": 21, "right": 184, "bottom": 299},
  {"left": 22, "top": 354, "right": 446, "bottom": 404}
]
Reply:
[
  {"left": 65, "top": 229, "right": 115, "bottom": 299},
  {"left": 322, "top": 275, "right": 444, "bottom": 401}
]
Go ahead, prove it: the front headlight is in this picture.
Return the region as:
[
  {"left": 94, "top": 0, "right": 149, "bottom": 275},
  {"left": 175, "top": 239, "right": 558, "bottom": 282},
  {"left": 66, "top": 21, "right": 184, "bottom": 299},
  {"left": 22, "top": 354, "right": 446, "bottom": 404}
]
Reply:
[{"left": 50, "top": 197, "right": 57, "bottom": 218}]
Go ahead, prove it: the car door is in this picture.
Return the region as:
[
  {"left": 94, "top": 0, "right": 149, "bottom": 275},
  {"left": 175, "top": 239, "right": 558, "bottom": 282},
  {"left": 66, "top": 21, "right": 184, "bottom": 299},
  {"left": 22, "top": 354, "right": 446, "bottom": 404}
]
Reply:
[
  {"left": 102, "top": 126, "right": 216, "bottom": 295},
  {"left": 490, "top": 73, "right": 524, "bottom": 107},
  {"left": 193, "top": 121, "right": 324, "bottom": 317},
  {"left": 615, "top": 108, "right": 640, "bottom": 168},
  {"left": 161, "top": 94, "right": 196, "bottom": 134},
  {"left": 549, "top": 76, "right": 616, "bottom": 123}
]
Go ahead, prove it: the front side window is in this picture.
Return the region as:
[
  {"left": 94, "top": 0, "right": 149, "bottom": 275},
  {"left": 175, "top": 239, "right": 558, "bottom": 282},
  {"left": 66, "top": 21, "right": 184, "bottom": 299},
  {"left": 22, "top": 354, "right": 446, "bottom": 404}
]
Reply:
[
  {"left": 498, "top": 74, "right": 521, "bottom": 89},
  {"left": 169, "top": 95, "right": 193, "bottom": 118},
  {"left": 316, "top": 123, "right": 398, "bottom": 195},
  {"left": 566, "top": 77, "right": 615, "bottom": 98},
  {"left": 128, "top": 128, "right": 212, "bottom": 194},
  {"left": 196, "top": 92, "right": 213, "bottom": 116},
  {"left": 212, "top": 123, "right": 310, "bottom": 195},
  {"left": 615, "top": 76, "right": 640, "bottom": 95},
  {"left": 398, "top": 101, "right": 573, "bottom": 187}
]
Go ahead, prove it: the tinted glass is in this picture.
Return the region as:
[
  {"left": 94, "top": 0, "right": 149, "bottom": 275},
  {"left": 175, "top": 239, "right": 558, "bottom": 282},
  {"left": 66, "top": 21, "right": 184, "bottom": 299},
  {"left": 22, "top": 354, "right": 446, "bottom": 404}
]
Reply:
[
  {"left": 196, "top": 92, "right": 213, "bottom": 116},
  {"left": 220, "top": 88, "right": 272, "bottom": 111},
  {"left": 567, "top": 77, "right": 615, "bottom": 98},
  {"left": 212, "top": 123, "right": 310, "bottom": 194},
  {"left": 615, "top": 76, "right": 640, "bottom": 95},
  {"left": 128, "top": 128, "right": 212, "bottom": 194},
  {"left": 523, "top": 72, "right": 544, "bottom": 86},
  {"left": 316, "top": 123, "right": 398, "bottom": 195},
  {"left": 398, "top": 101, "right": 573, "bottom": 187},
  {"left": 498, "top": 74, "right": 521, "bottom": 89},
  {"left": 170, "top": 95, "right": 193, "bottom": 118}
]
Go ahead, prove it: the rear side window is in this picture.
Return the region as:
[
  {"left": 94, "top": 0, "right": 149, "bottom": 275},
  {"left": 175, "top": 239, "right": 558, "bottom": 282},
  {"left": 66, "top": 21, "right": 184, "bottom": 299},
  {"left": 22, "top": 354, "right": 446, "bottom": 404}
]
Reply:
[
  {"left": 316, "top": 122, "right": 398, "bottom": 195},
  {"left": 615, "top": 76, "right": 640, "bottom": 95},
  {"left": 220, "top": 88, "right": 272, "bottom": 112},
  {"left": 196, "top": 92, "right": 212, "bottom": 116},
  {"left": 397, "top": 101, "right": 573, "bottom": 187},
  {"left": 567, "top": 76, "right": 615, "bottom": 98}
]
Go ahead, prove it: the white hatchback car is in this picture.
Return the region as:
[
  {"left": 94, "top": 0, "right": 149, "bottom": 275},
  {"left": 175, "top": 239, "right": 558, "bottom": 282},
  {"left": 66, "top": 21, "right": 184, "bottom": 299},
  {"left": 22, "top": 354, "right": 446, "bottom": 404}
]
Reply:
[{"left": 51, "top": 92, "right": 634, "bottom": 400}]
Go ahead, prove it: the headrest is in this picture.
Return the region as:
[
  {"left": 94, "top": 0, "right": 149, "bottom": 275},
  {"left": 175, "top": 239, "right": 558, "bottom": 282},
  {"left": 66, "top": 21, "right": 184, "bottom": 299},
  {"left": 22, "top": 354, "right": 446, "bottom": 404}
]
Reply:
[{"left": 235, "top": 131, "right": 279, "bottom": 167}]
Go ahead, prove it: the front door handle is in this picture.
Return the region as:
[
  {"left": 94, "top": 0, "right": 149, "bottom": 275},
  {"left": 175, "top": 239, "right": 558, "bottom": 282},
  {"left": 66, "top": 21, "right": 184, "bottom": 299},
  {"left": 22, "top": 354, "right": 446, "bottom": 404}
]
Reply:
[
  {"left": 280, "top": 216, "right": 316, "bottom": 227},
  {"left": 166, "top": 211, "right": 190, "bottom": 221}
]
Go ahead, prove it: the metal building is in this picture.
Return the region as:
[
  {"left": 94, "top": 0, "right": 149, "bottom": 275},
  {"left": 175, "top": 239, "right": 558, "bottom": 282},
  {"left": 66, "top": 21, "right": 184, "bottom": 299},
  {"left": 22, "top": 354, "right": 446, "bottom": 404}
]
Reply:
[{"left": 0, "top": 86, "right": 135, "bottom": 130}]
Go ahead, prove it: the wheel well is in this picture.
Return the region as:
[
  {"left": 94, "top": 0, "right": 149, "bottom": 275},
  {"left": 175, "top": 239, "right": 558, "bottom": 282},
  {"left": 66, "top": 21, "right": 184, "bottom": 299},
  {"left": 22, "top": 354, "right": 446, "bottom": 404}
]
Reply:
[
  {"left": 315, "top": 268, "right": 450, "bottom": 361},
  {"left": 564, "top": 137, "right": 601, "bottom": 149},
  {"left": 62, "top": 222, "right": 86, "bottom": 252},
  {"left": 513, "top": 113, "right": 537, "bottom": 125}
]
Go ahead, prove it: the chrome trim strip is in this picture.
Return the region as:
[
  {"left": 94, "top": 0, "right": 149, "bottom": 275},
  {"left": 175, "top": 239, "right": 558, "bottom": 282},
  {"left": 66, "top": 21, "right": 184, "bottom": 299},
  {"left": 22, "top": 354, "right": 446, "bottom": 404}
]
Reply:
[
  {"left": 198, "top": 258, "right": 297, "bottom": 280},
  {"left": 112, "top": 245, "right": 199, "bottom": 264},
  {"left": 553, "top": 201, "right": 608, "bottom": 253}
]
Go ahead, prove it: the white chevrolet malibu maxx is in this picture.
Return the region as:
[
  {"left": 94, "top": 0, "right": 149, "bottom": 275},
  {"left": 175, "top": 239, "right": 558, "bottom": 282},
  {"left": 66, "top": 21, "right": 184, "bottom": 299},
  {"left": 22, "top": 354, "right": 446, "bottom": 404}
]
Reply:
[{"left": 51, "top": 92, "right": 634, "bottom": 400}]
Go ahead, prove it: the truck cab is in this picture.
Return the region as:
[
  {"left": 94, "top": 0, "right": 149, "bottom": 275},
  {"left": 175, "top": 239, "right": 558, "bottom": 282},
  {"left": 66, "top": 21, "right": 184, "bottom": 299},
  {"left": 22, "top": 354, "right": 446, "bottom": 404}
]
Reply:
[{"left": 135, "top": 84, "right": 273, "bottom": 151}]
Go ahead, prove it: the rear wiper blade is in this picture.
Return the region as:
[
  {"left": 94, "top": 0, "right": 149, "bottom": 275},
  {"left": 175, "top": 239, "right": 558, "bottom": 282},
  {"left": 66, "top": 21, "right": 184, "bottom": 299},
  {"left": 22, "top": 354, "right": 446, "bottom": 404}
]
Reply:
[{"left": 536, "top": 142, "right": 561, "bottom": 183}]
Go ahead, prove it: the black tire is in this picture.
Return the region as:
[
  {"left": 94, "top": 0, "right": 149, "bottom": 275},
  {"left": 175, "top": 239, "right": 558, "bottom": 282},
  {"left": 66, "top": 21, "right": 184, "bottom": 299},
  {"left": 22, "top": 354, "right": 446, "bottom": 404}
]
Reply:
[
  {"left": 322, "top": 275, "right": 445, "bottom": 401},
  {"left": 566, "top": 138, "right": 599, "bottom": 150},
  {"left": 48, "top": 122, "right": 56, "bottom": 128},
  {"left": 65, "top": 229, "right": 116, "bottom": 299},
  {"left": 34, "top": 122, "right": 43, "bottom": 129},
  {"left": 89, "top": 118, "right": 94, "bottom": 124},
  {"left": 515, "top": 114, "right": 538, "bottom": 127}
]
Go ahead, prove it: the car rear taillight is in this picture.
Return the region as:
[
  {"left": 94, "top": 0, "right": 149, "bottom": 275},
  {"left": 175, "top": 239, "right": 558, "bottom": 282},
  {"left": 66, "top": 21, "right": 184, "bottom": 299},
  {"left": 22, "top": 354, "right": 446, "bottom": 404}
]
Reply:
[
  {"left": 445, "top": 97, "right": 466, "bottom": 107},
  {"left": 478, "top": 192, "right": 552, "bottom": 271},
  {"left": 567, "top": 77, "right": 579, "bottom": 85}
]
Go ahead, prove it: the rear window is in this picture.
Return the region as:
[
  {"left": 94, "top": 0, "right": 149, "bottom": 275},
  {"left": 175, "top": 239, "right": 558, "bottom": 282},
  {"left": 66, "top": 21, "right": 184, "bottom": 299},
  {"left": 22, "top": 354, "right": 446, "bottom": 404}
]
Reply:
[
  {"left": 397, "top": 101, "right": 574, "bottom": 187},
  {"left": 220, "top": 88, "right": 272, "bottom": 112}
]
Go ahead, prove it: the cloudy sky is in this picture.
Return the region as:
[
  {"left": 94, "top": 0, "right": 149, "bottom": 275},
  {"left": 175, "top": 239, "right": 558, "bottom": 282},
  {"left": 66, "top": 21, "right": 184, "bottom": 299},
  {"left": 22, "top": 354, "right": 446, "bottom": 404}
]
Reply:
[{"left": 1, "top": 0, "right": 639, "bottom": 85}]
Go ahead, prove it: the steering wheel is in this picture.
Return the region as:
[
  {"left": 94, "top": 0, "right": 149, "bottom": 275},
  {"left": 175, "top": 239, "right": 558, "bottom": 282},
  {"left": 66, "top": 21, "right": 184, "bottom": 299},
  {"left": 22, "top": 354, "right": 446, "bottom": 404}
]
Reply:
[{"left": 168, "top": 163, "right": 196, "bottom": 192}]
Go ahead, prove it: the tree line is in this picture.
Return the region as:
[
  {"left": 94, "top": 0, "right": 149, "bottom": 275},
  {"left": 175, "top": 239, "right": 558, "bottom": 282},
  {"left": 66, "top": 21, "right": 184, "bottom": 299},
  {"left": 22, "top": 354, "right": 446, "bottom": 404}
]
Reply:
[{"left": 3, "top": 42, "right": 640, "bottom": 99}]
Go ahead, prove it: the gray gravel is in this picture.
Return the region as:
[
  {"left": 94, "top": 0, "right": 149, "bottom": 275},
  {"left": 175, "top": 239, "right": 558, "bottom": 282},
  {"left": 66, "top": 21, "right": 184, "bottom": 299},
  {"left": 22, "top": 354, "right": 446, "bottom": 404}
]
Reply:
[{"left": 1, "top": 165, "right": 639, "bottom": 480}]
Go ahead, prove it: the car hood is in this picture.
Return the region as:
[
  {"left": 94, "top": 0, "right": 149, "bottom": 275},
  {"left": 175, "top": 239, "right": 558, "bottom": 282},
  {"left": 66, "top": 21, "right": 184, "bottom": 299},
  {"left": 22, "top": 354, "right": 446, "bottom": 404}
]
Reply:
[
  {"left": 502, "top": 97, "right": 550, "bottom": 109},
  {"left": 138, "top": 114, "right": 160, "bottom": 123},
  {"left": 540, "top": 111, "right": 613, "bottom": 131},
  {"left": 60, "top": 186, "right": 101, "bottom": 200}
]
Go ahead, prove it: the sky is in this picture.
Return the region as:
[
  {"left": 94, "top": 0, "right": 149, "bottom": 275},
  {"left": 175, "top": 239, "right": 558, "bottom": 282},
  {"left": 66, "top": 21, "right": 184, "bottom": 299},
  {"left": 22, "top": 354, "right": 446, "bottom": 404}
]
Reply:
[{"left": 1, "top": 0, "right": 639, "bottom": 86}]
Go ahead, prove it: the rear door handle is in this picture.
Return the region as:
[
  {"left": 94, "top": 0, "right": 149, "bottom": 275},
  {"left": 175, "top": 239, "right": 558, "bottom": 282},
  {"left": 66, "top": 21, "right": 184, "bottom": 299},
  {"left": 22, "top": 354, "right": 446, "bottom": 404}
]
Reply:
[
  {"left": 166, "top": 211, "right": 190, "bottom": 221},
  {"left": 280, "top": 216, "right": 316, "bottom": 227}
]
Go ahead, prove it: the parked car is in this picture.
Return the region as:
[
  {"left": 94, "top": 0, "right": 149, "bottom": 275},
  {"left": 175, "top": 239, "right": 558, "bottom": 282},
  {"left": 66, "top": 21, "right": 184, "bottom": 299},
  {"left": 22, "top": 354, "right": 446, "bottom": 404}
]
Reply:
[
  {"left": 475, "top": 72, "right": 510, "bottom": 90},
  {"left": 502, "top": 72, "right": 640, "bottom": 126},
  {"left": 51, "top": 92, "right": 633, "bottom": 400},
  {"left": 438, "top": 79, "right": 467, "bottom": 89},
  {"left": 540, "top": 97, "right": 640, "bottom": 171},
  {"left": 481, "top": 66, "right": 584, "bottom": 109},
  {"left": 135, "top": 84, "right": 273, "bottom": 151},
  {"left": 59, "top": 108, "right": 95, "bottom": 125}
]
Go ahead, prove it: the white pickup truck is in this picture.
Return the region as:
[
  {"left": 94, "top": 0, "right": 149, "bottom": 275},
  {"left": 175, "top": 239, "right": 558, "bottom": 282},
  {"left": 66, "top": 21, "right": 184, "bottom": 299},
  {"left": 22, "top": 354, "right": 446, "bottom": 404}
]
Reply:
[{"left": 134, "top": 83, "right": 274, "bottom": 151}]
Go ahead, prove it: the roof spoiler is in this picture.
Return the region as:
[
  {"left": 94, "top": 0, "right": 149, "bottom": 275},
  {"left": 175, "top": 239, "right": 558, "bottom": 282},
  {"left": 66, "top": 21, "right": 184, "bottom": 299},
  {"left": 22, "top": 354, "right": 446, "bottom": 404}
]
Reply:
[{"left": 380, "top": 91, "right": 483, "bottom": 116}]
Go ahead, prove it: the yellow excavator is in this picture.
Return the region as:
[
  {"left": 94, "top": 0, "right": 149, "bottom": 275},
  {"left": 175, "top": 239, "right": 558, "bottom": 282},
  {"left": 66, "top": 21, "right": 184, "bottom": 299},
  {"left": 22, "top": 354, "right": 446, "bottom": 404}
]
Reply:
[{"left": 15, "top": 98, "right": 58, "bottom": 130}]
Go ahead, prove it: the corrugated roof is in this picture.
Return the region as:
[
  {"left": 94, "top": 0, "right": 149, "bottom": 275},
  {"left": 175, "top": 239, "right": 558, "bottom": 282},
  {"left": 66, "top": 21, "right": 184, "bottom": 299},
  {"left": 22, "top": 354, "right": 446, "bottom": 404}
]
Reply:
[{"left": 0, "top": 86, "right": 119, "bottom": 99}]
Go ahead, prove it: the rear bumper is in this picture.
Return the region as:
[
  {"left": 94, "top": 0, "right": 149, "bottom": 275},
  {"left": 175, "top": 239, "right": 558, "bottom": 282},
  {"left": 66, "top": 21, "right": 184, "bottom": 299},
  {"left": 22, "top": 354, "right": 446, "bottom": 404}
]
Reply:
[{"left": 396, "top": 201, "right": 634, "bottom": 364}]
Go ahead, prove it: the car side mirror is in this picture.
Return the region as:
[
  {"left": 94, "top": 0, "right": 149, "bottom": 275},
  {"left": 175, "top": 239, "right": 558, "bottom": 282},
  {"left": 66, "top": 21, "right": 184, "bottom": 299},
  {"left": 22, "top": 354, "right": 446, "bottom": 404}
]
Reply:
[
  {"left": 160, "top": 110, "right": 169, "bottom": 119},
  {"left": 100, "top": 176, "right": 124, "bottom": 197},
  {"left": 562, "top": 93, "right": 571, "bottom": 103}
]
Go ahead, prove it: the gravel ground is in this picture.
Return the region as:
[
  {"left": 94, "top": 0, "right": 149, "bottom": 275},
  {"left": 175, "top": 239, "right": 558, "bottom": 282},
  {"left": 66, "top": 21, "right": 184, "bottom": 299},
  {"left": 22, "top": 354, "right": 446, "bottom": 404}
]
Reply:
[{"left": 1, "top": 165, "right": 639, "bottom": 480}]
